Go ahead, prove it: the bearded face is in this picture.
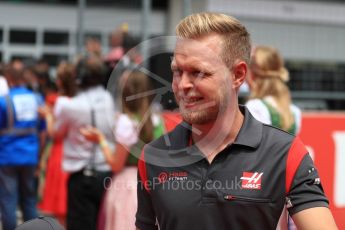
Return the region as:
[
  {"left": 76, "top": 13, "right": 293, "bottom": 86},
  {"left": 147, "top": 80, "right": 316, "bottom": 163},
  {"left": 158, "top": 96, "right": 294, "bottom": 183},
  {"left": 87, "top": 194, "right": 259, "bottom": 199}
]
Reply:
[{"left": 171, "top": 35, "right": 233, "bottom": 125}]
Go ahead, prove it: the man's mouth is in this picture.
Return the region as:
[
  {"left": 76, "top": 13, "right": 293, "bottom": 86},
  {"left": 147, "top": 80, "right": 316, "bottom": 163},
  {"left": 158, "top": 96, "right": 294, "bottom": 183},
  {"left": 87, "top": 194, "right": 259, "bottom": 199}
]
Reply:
[{"left": 182, "top": 97, "right": 204, "bottom": 109}]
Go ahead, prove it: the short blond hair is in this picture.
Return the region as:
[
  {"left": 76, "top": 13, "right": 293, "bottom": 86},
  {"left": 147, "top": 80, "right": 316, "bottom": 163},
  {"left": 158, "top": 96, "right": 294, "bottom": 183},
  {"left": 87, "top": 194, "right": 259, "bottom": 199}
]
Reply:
[{"left": 176, "top": 12, "right": 251, "bottom": 67}]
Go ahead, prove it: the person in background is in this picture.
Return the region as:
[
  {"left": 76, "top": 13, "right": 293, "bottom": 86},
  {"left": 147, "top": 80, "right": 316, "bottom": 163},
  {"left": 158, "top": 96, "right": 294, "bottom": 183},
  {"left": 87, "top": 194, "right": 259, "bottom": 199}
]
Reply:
[
  {"left": 245, "top": 46, "right": 302, "bottom": 230},
  {"left": 103, "top": 24, "right": 129, "bottom": 89},
  {"left": 51, "top": 56, "right": 116, "bottom": 230},
  {"left": 81, "top": 70, "right": 165, "bottom": 230},
  {"left": 104, "top": 24, "right": 128, "bottom": 69},
  {"left": 86, "top": 37, "right": 103, "bottom": 58},
  {"left": 10, "top": 58, "right": 24, "bottom": 72},
  {"left": 0, "top": 66, "right": 45, "bottom": 230},
  {"left": 245, "top": 45, "right": 301, "bottom": 135},
  {"left": 23, "top": 64, "right": 55, "bottom": 99},
  {"left": 15, "top": 216, "right": 65, "bottom": 230},
  {"left": 34, "top": 58, "right": 55, "bottom": 102},
  {"left": 35, "top": 59, "right": 50, "bottom": 76},
  {"left": 38, "top": 62, "right": 77, "bottom": 226}
]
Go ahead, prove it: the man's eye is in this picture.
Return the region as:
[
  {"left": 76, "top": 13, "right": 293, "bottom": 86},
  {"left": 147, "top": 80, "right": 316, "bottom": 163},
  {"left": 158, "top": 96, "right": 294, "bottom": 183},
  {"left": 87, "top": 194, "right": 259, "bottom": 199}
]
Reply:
[
  {"left": 193, "top": 71, "right": 205, "bottom": 78},
  {"left": 172, "top": 69, "right": 182, "bottom": 77}
]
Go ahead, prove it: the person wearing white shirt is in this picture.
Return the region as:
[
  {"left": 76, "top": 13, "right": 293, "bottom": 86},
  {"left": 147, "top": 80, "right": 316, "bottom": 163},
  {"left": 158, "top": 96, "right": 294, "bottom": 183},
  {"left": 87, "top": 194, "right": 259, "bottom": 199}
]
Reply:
[
  {"left": 54, "top": 56, "right": 116, "bottom": 230},
  {"left": 0, "top": 75, "right": 9, "bottom": 96}
]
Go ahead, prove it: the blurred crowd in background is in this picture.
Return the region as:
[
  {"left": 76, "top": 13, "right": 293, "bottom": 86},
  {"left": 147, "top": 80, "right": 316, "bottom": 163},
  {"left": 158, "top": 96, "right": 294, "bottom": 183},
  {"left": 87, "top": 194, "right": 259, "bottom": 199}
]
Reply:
[{"left": 0, "top": 24, "right": 149, "bottom": 230}]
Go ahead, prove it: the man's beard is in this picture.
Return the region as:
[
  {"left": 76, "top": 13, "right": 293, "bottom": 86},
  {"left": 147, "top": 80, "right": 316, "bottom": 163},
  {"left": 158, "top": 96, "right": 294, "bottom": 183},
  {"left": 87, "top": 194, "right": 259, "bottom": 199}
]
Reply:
[{"left": 179, "top": 89, "right": 230, "bottom": 125}]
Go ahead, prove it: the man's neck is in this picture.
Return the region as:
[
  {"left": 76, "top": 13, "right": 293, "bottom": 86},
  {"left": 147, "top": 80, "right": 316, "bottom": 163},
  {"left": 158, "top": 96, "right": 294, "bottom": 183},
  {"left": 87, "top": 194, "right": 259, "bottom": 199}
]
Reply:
[{"left": 192, "top": 106, "right": 244, "bottom": 164}]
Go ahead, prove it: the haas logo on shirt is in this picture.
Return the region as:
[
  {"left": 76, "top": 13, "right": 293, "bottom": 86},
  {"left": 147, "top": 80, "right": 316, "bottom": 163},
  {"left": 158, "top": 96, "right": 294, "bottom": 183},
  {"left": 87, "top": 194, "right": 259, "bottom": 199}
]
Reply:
[{"left": 241, "top": 172, "right": 263, "bottom": 190}]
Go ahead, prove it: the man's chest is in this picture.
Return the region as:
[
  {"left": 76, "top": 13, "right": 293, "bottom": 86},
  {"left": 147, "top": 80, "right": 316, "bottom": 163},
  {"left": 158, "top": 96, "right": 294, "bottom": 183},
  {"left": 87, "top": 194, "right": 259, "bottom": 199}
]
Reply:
[{"left": 148, "top": 153, "right": 286, "bottom": 215}]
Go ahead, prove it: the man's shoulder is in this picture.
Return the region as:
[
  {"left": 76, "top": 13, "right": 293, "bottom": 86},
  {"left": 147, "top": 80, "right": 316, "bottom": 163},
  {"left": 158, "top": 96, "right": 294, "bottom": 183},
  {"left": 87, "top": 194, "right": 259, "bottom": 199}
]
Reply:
[
  {"left": 260, "top": 122, "right": 296, "bottom": 146},
  {"left": 142, "top": 122, "right": 190, "bottom": 160},
  {"left": 141, "top": 122, "right": 199, "bottom": 168},
  {"left": 147, "top": 122, "right": 188, "bottom": 149}
]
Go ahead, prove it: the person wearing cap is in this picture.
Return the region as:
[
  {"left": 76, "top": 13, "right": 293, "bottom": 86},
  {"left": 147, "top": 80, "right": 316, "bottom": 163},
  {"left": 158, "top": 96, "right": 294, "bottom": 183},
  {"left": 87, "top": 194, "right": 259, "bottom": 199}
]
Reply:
[
  {"left": 135, "top": 12, "right": 338, "bottom": 230},
  {"left": 15, "top": 216, "right": 64, "bottom": 230}
]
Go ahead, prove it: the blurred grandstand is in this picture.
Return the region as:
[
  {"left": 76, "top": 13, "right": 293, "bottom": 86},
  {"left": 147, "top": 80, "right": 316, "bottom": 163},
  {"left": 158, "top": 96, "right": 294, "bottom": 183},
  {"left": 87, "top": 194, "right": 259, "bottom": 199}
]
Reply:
[{"left": 0, "top": 0, "right": 344, "bottom": 110}]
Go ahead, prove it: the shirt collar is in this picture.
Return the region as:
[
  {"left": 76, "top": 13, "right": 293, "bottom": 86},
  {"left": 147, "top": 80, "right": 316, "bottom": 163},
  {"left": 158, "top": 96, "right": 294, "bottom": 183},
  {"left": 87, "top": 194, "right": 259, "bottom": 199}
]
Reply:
[
  {"left": 233, "top": 105, "right": 262, "bottom": 149},
  {"left": 168, "top": 105, "right": 262, "bottom": 156}
]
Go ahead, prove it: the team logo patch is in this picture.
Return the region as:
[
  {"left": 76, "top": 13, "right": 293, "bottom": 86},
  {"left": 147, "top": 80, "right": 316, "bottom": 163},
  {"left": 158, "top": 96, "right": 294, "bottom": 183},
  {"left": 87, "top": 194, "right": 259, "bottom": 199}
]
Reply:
[
  {"left": 158, "top": 171, "right": 188, "bottom": 183},
  {"left": 158, "top": 172, "right": 169, "bottom": 183},
  {"left": 241, "top": 172, "right": 263, "bottom": 190}
]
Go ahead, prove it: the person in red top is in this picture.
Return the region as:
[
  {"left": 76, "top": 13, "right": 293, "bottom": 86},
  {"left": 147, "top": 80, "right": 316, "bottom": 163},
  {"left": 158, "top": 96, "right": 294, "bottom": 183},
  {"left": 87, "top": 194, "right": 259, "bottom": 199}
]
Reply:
[{"left": 38, "top": 62, "right": 77, "bottom": 226}]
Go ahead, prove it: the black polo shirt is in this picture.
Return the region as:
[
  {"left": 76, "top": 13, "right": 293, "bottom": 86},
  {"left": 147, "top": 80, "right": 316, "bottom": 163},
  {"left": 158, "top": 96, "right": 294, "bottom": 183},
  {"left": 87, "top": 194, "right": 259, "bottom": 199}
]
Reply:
[{"left": 136, "top": 106, "right": 329, "bottom": 230}]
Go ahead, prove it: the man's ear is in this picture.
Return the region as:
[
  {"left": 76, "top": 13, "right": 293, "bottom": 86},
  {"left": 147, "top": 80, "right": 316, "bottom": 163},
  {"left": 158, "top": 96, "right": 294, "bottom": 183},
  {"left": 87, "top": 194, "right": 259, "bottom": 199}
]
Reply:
[{"left": 232, "top": 61, "right": 247, "bottom": 89}]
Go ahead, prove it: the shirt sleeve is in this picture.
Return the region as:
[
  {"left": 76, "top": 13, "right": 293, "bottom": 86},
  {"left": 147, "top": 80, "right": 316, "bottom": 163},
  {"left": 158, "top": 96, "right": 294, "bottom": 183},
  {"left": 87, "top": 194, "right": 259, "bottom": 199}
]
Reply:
[
  {"left": 287, "top": 154, "right": 329, "bottom": 215},
  {"left": 136, "top": 150, "right": 158, "bottom": 230},
  {"left": 53, "top": 96, "right": 69, "bottom": 117},
  {"left": 53, "top": 99, "right": 70, "bottom": 139},
  {"left": 245, "top": 99, "right": 272, "bottom": 125}
]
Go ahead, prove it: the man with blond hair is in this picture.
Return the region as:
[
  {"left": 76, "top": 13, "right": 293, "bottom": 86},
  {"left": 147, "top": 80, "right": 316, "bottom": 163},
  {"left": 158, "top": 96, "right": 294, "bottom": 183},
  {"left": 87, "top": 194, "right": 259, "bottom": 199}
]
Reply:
[{"left": 136, "top": 12, "right": 338, "bottom": 229}]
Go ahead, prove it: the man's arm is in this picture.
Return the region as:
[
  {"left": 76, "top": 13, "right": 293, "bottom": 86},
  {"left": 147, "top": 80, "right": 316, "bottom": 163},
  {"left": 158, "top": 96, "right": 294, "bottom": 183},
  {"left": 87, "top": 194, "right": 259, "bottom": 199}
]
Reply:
[
  {"left": 136, "top": 171, "right": 158, "bottom": 230},
  {"left": 292, "top": 207, "right": 338, "bottom": 230},
  {"left": 136, "top": 150, "right": 158, "bottom": 230},
  {"left": 285, "top": 137, "right": 337, "bottom": 229}
]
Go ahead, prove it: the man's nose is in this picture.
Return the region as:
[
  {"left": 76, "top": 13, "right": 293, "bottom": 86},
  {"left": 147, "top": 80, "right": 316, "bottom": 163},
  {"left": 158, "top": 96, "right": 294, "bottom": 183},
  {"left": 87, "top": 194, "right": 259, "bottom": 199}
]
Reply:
[{"left": 178, "top": 73, "right": 194, "bottom": 93}]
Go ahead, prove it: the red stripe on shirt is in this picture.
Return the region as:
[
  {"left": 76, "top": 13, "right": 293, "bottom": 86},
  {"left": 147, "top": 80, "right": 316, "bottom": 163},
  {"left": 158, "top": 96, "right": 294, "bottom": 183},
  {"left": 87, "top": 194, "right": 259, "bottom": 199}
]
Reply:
[
  {"left": 138, "top": 147, "right": 150, "bottom": 193},
  {"left": 285, "top": 137, "right": 308, "bottom": 194},
  {"left": 189, "top": 135, "right": 193, "bottom": 146}
]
